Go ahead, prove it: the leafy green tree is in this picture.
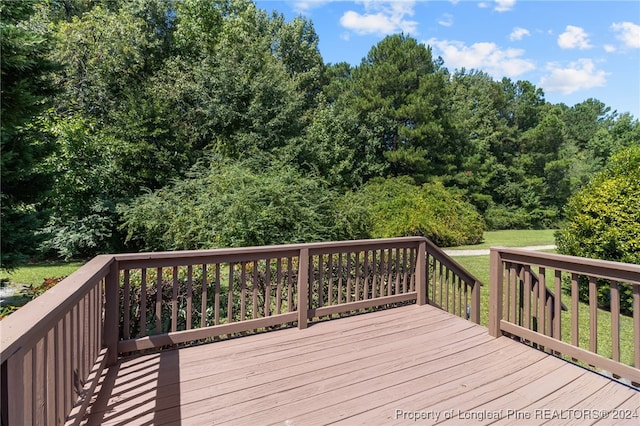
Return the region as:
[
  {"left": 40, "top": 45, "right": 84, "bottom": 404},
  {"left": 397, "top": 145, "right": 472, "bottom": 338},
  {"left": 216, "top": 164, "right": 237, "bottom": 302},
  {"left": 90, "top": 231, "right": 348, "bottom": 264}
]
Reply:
[
  {"left": 502, "top": 79, "right": 546, "bottom": 132},
  {"left": 156, "top": 0, "right": 309, "bottom": 161},
  {"left": 1, "top": 1, "right": 59, "bottom": 269},
  {"left": 556, "top": 145, "right": 640, "bottom": 314},
  {"left": 585, "top": 112, "right": 640, "bottom": 170},
  {"left": 38, "top": 114, "right": 119, "bottom": 259},
  {"left": 285, "top": 99, "right": 362, "bottom": 189},
  {"left": 563, "top": 98, "right": 611, "bottom": 149},
  {"left": 446, "top": 69, "right": 510, "bottom": 213},
  {"left": 268, "top": 13, "right": 324, "bottom": 110},
  {"left": 38, "top": 3, "right": 179, "bottom": 258}
]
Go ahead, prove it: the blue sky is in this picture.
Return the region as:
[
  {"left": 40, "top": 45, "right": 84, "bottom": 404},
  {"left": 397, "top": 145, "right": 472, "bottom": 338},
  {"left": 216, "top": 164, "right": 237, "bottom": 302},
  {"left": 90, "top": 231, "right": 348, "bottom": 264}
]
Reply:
[{"left": 255, "top": 1, "right": 640, "bottom": 118}]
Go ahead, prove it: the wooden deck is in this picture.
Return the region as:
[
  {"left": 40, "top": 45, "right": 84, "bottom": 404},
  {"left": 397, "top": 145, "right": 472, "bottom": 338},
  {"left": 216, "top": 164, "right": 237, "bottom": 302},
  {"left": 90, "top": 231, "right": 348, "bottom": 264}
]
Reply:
[{"left": 81, "top": 304, "right": 639, "bottom": 425}]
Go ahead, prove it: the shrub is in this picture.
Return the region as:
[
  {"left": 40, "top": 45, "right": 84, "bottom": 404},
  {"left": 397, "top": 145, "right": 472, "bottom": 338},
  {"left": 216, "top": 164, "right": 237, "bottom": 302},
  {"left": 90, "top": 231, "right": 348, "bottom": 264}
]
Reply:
[
  {"left": 341, "top": 177, "right": 485, "bottom": 247},
  {"left": 556, "top": 145, "right": 640, "bottom": 314},
  {"left": 119, "top": 159, "right": 339, "bottom": 251}
]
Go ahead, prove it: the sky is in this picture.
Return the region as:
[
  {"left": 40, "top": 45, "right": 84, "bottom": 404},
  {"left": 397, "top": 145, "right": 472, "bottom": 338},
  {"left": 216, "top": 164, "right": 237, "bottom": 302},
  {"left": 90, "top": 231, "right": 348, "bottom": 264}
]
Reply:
[{"left": 254, "top": 0, "right": 640, "bottom": 118}]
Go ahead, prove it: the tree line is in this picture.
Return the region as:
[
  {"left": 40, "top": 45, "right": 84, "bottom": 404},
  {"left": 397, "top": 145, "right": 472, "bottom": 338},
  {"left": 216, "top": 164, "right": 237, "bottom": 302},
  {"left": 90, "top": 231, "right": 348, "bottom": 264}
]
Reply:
[{"left": 2, "top": 0, "right": 639, "bottom": 270}]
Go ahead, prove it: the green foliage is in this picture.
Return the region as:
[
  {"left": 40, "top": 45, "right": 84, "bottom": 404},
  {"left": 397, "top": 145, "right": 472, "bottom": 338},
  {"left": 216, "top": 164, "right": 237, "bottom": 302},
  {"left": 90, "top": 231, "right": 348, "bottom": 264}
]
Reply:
[
  {"left": 342, "top": 177, "right": 485, "bottom": 247},
  {"left": 119, "top": 160, "right": 338, "bottom": 251},
  {"left": 6, "top": 0, "right": 640, "bottom": 267},
  {"left": 40, "top": 200, "right": 117, "bottom": 260},
  {"left": 340, "top": 34, "right": 460, "bottom": 181},
  {"left": 556, "top": 145, "right": 640, "bottom": 314},
  {"left": 1, "top": 0, "right": 59, "bottom": 270}
]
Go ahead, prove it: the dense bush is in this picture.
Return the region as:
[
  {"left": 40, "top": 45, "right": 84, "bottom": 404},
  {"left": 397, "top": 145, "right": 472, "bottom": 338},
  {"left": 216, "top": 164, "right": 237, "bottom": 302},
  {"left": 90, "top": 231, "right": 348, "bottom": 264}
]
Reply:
[
  {"left": 556, "top": 145, "right": 640, "bottom": 314},
  {"left": 342, "top": 177, "right": 485, "bottom": 247},
  {"left": 119, "top": 159, "right": 339, "bottom": 251}
]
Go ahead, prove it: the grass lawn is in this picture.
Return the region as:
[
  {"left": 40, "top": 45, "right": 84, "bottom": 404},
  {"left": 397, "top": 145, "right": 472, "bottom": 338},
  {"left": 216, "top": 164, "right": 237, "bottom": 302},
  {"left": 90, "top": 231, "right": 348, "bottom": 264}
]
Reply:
[
  {"left": 1, "top": 261, "right": 84, "bottom": 316},
  {"left": 1, "top": 261, "right": 84, "bottom": 287},
  {"left": 448, "top": 229, "right": 558, "bottom": 250}
]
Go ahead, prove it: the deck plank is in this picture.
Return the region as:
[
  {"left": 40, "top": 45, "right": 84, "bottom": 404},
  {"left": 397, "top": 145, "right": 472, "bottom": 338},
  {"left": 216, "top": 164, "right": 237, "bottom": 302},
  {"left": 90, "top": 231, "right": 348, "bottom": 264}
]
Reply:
[{"left": 82, "top": 304, "right": 640, "bottom": 426}]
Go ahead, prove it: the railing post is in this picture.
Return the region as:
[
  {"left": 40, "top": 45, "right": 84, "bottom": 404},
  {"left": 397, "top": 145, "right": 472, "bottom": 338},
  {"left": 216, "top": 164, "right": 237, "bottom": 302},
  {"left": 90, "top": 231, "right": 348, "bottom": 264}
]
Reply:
[
  {"left": 104, "top": 258, "right": 119, "bottom": 365},
  {"left": 297, "top": 248, "right": 309, "bottom": 329},
  {"left": 471, "top": 280, "right": 481, "bottom": 324},
  {"left": 416, "top": 240, "right": 426, "bottom": 306},
  {"left": 634, "top": 284, "right": 640, "bottom": 370},
  {"left": 489, "top": 248, "right": 503, "bottom": 337}
]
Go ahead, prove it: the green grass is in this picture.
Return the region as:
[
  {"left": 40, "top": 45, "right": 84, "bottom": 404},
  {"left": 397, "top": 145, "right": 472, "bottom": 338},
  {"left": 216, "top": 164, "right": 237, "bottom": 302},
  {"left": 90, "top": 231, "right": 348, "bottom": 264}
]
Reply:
[
  {"left": 447, "top": 229, "right": 558, "bottom": 250},
  {"left": 454, "top": 254, "right": 636, "bottom": 368},
  {"left": 1, "top": 261, "right": 84, "bottom": 317},
  {"left": 1, "top": 261, "right": 83, "bottom": 287}
]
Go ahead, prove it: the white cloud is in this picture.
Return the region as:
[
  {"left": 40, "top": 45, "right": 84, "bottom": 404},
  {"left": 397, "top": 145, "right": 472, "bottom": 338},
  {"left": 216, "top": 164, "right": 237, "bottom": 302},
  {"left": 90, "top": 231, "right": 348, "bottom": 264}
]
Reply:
[
  {"left": 539, "top": 59, "right": 608, "bottom": 94},
  {"left": 611, "top": 21, "right": 640, "bottom": 48},
  {"left": 340, "top": 1, "right": 418, "bottom": 36},
  {"left": 604, "top": 44, "right": 616, "bottom": 53},
  {"left": 494, "top": 0, "right": 516, "bottom": 12},
  {"left": 425, "top": 38, "right": 535, "bottom": 78},
  {"left": 477, "top": 1, "right": 514, "bottom": 12},
  {"left": 558, "top": 25, "right": 592, "bottom": 50},
  {"left": 292, "top": 1, "right": 333, "bottom": 14},
  {"left": 438, "top": 13, "right": 454, "bottom": 28},
  {"left": 510, "top": 27, "right": 530, "bottom": 41}
]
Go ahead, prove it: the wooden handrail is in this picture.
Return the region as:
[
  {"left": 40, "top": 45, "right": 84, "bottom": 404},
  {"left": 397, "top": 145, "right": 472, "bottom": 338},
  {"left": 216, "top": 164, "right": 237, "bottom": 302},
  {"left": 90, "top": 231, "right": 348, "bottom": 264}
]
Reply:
[
  {"left": 112, "top": 238, "right": 429, "bottom": 354},
  {"left": 112, "top": 237, "right": 428, "bottom": 263},
  {"left": 424, "top": 239, "right": 480, "bottom": 286},
  {"left": 0, "top": 255, "right": 114, "bottom": 425},
  {"left": 0, "top": 255, "right": 113, "bottom": 363},
  {"left": 425, "top": 239, "right": 483, "bottom": 323},
  {"left": 495, "top": 247, "right": 640, "bottom": 285},
  {"left": 489, "top": 247, "right": 640, "bottom": 385}
]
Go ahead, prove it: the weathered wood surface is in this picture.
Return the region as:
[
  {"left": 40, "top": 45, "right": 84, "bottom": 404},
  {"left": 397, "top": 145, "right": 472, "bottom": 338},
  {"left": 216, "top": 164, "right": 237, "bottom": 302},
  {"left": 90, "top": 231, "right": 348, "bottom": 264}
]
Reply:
[{"left": 82, "top": 304, "right": 639, "bottom": 426}]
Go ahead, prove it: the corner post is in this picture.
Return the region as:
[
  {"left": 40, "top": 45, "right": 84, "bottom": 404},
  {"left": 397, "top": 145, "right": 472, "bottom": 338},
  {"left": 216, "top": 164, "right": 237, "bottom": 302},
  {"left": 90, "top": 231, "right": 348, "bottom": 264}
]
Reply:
[
  {"left": 489, "top": 248, "right": 504, "bottom": 337},
  {"left": 297, "top": 248, "right": 309, "bottom": 329},
  {"left": 416, "top": 240, "right": 427, "bottom": 306},
  {"left": 104, "top": 258, "right": 119, "bottom": 365}
]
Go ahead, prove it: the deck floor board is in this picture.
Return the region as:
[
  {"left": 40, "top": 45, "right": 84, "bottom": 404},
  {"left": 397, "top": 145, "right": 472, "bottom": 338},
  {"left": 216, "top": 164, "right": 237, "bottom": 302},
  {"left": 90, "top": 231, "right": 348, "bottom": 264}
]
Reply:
[{"left": 83, "top": 304, "right": 639, "bottom": 426}]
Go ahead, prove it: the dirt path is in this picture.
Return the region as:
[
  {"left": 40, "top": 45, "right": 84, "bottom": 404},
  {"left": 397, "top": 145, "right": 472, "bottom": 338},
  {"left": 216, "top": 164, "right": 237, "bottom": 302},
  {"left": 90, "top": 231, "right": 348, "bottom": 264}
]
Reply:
[{"left": 443, "top": 245, "right": 557, "bottom": 257}]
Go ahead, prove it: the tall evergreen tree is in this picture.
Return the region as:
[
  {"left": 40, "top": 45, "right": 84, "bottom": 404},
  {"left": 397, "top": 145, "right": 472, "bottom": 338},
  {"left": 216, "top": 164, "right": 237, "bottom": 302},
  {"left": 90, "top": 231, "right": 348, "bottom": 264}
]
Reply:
[
  {"left": 342, "top": 34, "right": 459, "bottom": 182},
  {"left": 1, "top": 1, "right": 59, "bottom": 269}
]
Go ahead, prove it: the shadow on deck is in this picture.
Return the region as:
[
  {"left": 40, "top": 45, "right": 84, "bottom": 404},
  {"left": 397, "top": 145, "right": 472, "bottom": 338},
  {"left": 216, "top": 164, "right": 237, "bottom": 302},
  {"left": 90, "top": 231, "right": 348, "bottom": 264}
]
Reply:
[{"left": 84, "top": 304, "right": 640, "bottom": 425}]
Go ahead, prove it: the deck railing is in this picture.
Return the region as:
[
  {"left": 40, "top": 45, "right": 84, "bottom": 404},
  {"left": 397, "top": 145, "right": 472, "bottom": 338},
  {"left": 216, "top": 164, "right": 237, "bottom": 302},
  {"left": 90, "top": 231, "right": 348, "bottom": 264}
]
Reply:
[
  {"left": 111, "top": 237, "right": 481, "bottom": 355},
  {"left": 489, "top": 247, "right": 640, "bottom": 385},
  {"left": 0, "top": 237, "right": 480, "bottom": 425},
  {"left": 425, "top": 239, "right": 481, "bottom": 323},
  {"left": 0, "top": 255, "right": 114, "bottom": 426}
]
